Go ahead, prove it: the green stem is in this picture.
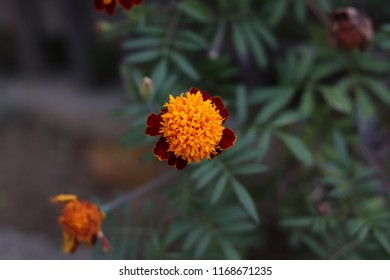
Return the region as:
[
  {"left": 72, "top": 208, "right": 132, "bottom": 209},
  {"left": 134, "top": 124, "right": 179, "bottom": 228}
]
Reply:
[{"left": 101, "top": 172, "right": 177, "bottom": 213}]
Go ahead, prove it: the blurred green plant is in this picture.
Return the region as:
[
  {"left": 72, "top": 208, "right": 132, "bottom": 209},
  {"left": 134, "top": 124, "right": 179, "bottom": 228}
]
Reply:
[{"left": 98, "top": 0, "right": 390, "bottom": 259}]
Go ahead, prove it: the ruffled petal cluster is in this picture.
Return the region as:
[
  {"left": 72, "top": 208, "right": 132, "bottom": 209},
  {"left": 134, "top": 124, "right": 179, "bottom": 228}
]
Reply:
[
  {"left": 51, "top": 194, "right": 110, "bottom": 253},
  {"left": 146, "top": 88, "right": 236, "bottom": 170}
]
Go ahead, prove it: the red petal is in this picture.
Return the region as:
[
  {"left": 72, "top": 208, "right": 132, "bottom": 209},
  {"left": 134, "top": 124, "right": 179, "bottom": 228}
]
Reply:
[
  {"left": 145, "top": 113, "right": 163, "bottom": 136},
  {"left": 176, "top": 158, "right": 188, "bottom": 170},
  {"left": 168, "top": 153, "right": 178, "bottom": 166},
  {"left": 189, "top": 87, "right": 210, "bottom": 101},
  {"left": 132, "top": 0, "right": 144, "bottom": 5},
  {"left": 218, "top": 128, "right": 236, "bottom": 150},
  {"left": 161, "top": 107, "right": 168, "bottom": 113},
  {"left": 154, "top": 137, "right": 171, "bottom": 160},
  {"left": 94, "top": 0, "right": 105, "bottom": 11},
  {"left": 105, "top": 1, "right": 116, "bottom": 15},
  {"left": 118, "top": 0, "right": 133, "bottom": 10},
  {"left": 211, "top": 96, "right": 230, "bottom": 123},
  {"left": 210, "top": 148, "right": 222, "bottom": 159}
]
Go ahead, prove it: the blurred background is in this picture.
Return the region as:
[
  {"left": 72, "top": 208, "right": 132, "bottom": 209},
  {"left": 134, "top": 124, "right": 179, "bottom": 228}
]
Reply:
[
  {"left": 0, "top": 0, "right": 390, "bottom": 260},
  {"left": 0, "top": 0, "right": 162, "bottom": 259}
]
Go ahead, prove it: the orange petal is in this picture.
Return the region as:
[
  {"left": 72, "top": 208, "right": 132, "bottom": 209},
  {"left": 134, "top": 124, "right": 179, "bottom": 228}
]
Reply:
[
  {"left": 218, "top": 128, "right": 236, "bottom": 150},
  {"left": 51, "top": 194, "right": 78, "bottom": 204},
  {"left": 63, "top": 232, "right": 78, "bottom": 254}
]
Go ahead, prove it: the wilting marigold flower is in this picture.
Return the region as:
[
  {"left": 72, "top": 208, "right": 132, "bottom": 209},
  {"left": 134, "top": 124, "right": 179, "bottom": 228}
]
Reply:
[
  {"left": 94, "top": 0, "right": 143, "bottom": 15},
  {"left": 145, "top": 88, "right": 236, "bottom": 170},
  {"left": 327, "top": 7, "right": 373, "bottom": 51},
  {"left": 51, "top": 194, "right": 110, "bottom": 253}
]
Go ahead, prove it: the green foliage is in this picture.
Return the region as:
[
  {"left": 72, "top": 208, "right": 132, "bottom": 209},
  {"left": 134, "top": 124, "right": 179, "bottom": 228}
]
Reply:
[{"left": 102, "top": 0, "right": 390, "bottom": 260}]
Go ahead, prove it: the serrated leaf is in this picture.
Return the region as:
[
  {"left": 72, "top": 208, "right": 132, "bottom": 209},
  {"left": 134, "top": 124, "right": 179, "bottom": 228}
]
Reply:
[
  {"left": 211, "top": 175, "right": 228, "bottom": 204},
  {"left": 179, "top": 0, "right": 214, "bottom": 22},
  {"left": 191, "top": 162, "right": 212, "bottom": 180},
  {"left": 299, "top": 88, "right": 314, "bottom": 116},
  {"left": 257, "top": 130, "right": 271, "bottom": 160},
  {"left": 310, "top": 60, "right": 344, "bottom": 81},
  {"left": 232, "top": 179, "right": 259, "bottom": 223},
  {"left": 177, "top": 30, "right": 209, "bottom": 48},
  {"left": 320, "top": 86, "right": 352, "bottom": 114},
  {"left": 170, "top": 51, "right": 200, "bottom": 80},
  {"left": 125, "top": 49, "right": 161, "bottom": 64},
  {"left": 277, "top": 132, "right": 314, "bottom": 166}
]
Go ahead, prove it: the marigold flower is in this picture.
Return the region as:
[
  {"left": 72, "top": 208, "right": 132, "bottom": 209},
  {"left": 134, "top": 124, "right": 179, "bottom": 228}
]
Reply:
[
  {"left": 94, "top": 0, "right": 144, "bottom": 15},
  {"left": 327, "top": 7, "right": 373, "bottom": 51},
  {"left": 145, "top": 88, "right": 236, "bottom": 170},
  {"left": 51, "top": 194, "right": 110, "bottom": 254}
]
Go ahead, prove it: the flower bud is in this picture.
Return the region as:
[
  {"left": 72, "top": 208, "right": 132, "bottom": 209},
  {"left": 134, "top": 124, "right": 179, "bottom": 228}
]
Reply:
[{"left": 139, "top": 77, "right": 154, "bottom": 101}]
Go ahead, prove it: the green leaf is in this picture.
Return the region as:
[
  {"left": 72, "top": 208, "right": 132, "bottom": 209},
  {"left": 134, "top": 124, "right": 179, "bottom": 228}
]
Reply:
[
  {"left": 194, "top": 231, "right": 211, "bottom": 258},
  {"left": 252, "top": 21, "right": 277, "bottom": 49},
  {"left": 257, "top": 130, "right": 271, "bottom": 160},
  {"left": 242, "top": 23, "right": 267, "bottom": 68},
  {"left": 218, "top": 236, "right": 241, "bottom": 260},
  {"left": 151, "top": 59, "right": 168, "bottom": 93},
  {"left": 254, "top": 87, "right": 295, "bottom": 123},
  {"left": 281, "top": 217, "right": 313, "bottom": 228},
  {"left": 320, "top": 86, "right": 352, "bottom": 114},
  {"left": 271, "top": 111, "right": 303, "bottom": 127},
  {"left": 191, "top": 162, "right": 212, "bottom": 180},
  {"left": 356, "top": 87, "right": 376, "bottom": 122},
  {"left": 362, "top": 78, "right": 390, "bottom": 104},
  {"left": 196, "top": 166, "right": 221, "bottom": 189},
  {"left": 125, "top": 49, "right": 161, "bottom": 64},
  {"left": 211, "top": 175, "right": 228, "bottom": 204},
  {"left": 310, "top": 60, "right": 344, "bottom": 81},
  {"left": 169, "top": 51, "right": 200, "bottom": 80},
  {"left": 374, "top": 230, "right": 390, "bottom": 254},
  {"left": 231, "top": 179, "right": 259, "bottom": 223},
  {"left": 232, "top": 23, "right": 247, "bottom": 56},
  {"left": 232, "top": 164, "right": 268, "bottom": 175},
  {"left": 122, "top": 38, "right": 161, "bottom": 50},
  {"left": 277, "top": 132, "right": 314, "bottom": 166},
  {"left": 300, "top": 234, "right": 328, "bottom": 258},
  {"left": 179, "top": 0, "right": 214, "bottom": 22},
  {"left": 183, "top": 226, "right": 204, "bottom": 251},
  {"left": 294, "top": 0, "right": 306, "bottom": 22},
  {"left": 268, "top": 0, "right": 288, "bottom": 26},
  {"left": 221, "top": 221, "right": 257, "bottom": 234},
  {"left": 177, "top": 30, "right": 209, "bottom": 49},
  {"left": 333, "top": 130, "right": 349, "bottom": 164},
  {"left": 235, "top": 85, "right": 247, "bottom": 124},
  {"left": 299, "top": 88, "right": 315, "bottom": 116}
]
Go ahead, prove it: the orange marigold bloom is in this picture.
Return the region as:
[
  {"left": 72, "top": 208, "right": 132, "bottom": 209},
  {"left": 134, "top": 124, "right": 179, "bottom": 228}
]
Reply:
[
  {"left": 94, "top": 0, "right": 144, "bottom": 15},
  {"left": 51, "top": 194, "right": 110, "bottom": 254},
  {"left": 145, "top": 88, "right": 236, "bottom": 170}
]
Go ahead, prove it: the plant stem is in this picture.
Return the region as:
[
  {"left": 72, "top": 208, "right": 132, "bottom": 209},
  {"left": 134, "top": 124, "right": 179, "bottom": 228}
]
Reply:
[{"left": 101, "top": 171, "right": 177, "bottom": 213}]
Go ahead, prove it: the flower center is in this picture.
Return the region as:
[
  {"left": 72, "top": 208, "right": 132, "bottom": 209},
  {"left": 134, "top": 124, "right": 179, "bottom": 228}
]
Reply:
[
  {"left": 59, "top": 200, "right": 101, "bottom": 240},
  {"left": 160, "top": 91, "right": 224, "bottom": 163}
]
